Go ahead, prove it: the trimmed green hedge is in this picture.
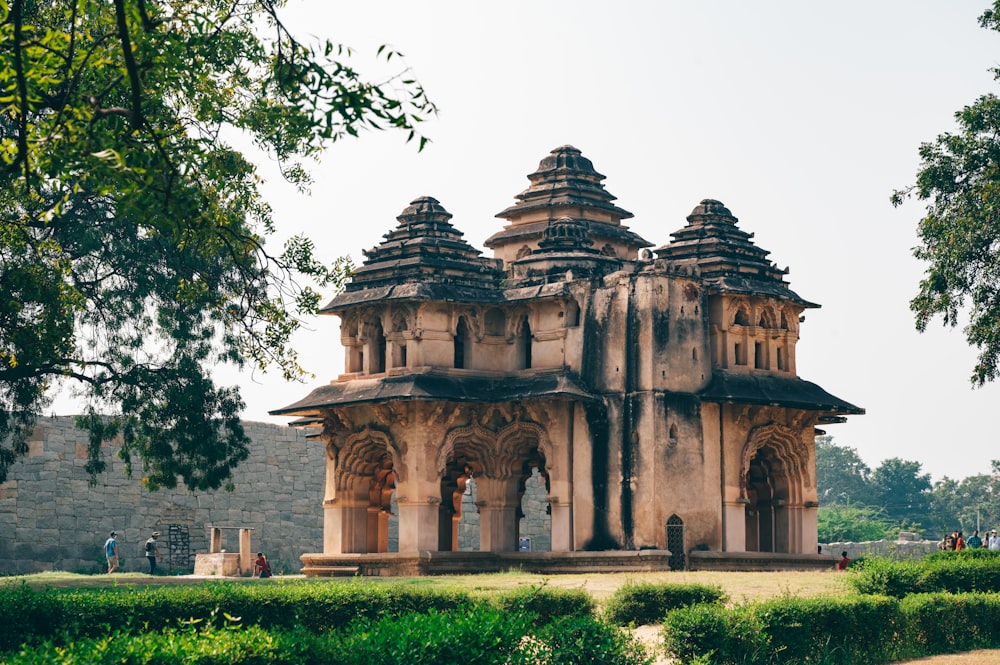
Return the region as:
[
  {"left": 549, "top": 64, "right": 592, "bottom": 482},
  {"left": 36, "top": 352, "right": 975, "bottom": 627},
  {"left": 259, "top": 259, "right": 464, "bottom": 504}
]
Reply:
[
  {"left": 661, "top": 592, "right": 1000, "bottom": 665},
  {"left": 0, "top": 581, "right": 470, "bottom": 652},
  {"left": 847, "top": 555, "right": 1000, "bottom": 597},
  {"left": 5, "top": 605, "right": 653, "bottom": 665},
  {"left": 603, "top": 582, "right": 727, "bottom": 626},
  {"left": 0, "top": 580, "right": 603, "bottom": 654}
]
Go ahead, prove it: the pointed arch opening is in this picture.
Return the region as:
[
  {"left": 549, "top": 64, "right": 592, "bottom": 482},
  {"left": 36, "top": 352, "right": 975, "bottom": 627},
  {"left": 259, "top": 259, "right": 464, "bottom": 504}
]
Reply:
[{"left": 666, "top": 514, "right": 685, "bottom": 570}]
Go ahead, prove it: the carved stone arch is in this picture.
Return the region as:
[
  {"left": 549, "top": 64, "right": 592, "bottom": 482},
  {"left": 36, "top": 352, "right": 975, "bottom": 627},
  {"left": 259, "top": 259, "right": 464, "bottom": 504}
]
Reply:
[
  {"left": 731, "top": 301, "right": 751, "bottom": 327},
  {"left": 390, "top": 304, "right": 414, "bottom": 333},
  {"left": 437, "top": 422, "right": 497, "bottom": 478},
  {"left": 739, "top": 423, "right": 808, "bottom": 502},
  {"left": 496, "top": 420, "right": 553, "bottom": 479},
  {"left": 337, "top": 427, "right": 404, "bottom": 490},
  {"left": 756, "top": 304, "right": 777, "bottom": 329}
]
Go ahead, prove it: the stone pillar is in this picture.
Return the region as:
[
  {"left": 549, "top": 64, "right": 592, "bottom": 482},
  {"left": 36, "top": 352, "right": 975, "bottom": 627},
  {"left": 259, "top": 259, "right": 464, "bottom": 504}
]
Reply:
[
  {"left": 396, "top": 499, "right": 441, "bottom": 552},
  {"left": 210, "top": 527, "right": 222, "bottom": 553},
  {"left": 549, "top": 500, "right": 572, "bottom": 552},
  {"left": 773, "top": 502, "right": 790, "bottom": 553},
  {"left": 323, "top": 499, "right": 343, "bottom": 553},
  {"left": 475, "top": 477, "right": 520, "bottom": 552},
  {"left": 802, "top": 503, "right": 819, "bottom": 554},
  {"left": 366, "top": 507, "right": 380, "bottom": 553},
  {"left": 239, "top": 528, "right": 252, "bottom": 576},
  {"left": 478, "top": 504, "right": 518, "bottom": 552},
  {"left": 377, "top": 510, "right": 392, "bottom": 553},
  {"left": 723, "top": 501, "right": 747, "bottom": 552}
]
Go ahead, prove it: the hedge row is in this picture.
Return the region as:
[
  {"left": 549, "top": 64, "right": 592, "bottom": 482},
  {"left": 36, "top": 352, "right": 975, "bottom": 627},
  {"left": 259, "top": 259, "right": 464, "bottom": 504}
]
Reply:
[
  {"left": 0, "top": 580, "right": 594, "bottom": 653},
  {"left": 847, "top": 554, "right": 1000, "bottom": 597},
  {"left": 662, "top": 592, "right": 1000, "bottom": 665},
  {"left": 6, "top": 605, "right": 653, "bottom": 665},
  {"left": 603, "top": 582, "right": 727, "bottom": 626}
]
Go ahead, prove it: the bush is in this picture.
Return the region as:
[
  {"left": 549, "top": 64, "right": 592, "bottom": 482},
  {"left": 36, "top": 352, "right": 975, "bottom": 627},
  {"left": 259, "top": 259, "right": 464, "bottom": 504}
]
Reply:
[
  {"left": 847, "top": 555, "right": 1000, "bottom": 597},
  {"left": 603, "top": 582, "right": 726, "bottom": 626},
  {"left": 526, "top": 615, "right": 653, "bottom": 665},
  {"left": 486, "top": 583, "right": 595, "bottom": 625},
  {"left": 901, "top": 592, "right": 1000, "bottom": 656},
  {"left": 662, "top": 595, "right": 905, "bottom": 665},
  {"left": 0, "top": 581, "right": 472, "bottom": 652},
  {"left": 3, "top": 624, "right": 337, "bottom": 665},
  {"left": 340, "top": 605, "right": 531, "bottom": 665},
  {"left": 661, "top": 602, "right": 768, "bottom": 665}
]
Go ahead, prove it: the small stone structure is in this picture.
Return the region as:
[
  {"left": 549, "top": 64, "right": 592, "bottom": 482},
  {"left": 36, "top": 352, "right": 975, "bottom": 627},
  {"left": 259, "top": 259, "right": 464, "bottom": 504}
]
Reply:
[
  {"left": 272, "top": 145, "right": 863, "bottom": 575},
  {"left": 0, "top": 417, "right": 322, "bottom": 575}
]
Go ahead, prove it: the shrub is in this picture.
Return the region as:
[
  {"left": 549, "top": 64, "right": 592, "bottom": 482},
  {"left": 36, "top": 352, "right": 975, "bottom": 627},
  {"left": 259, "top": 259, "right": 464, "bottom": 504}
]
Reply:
[
  {"left": 340, "top": 605, "right": 531, "bottom": 665},
  {"left": 604, "top": 582, "right": 726, "bottom": 626},
  {"left": 847, "top": 555, "right": 1000, "bottom": 597},
  {"left": 0, "top": 581, "right": 472, "bottom": 652},
  {"left": 486, "top": 583, "right": 595, "bottom": 625},
  {"left": 526, "top": 615, "right": 653, "bottom": 665},
  {"left": 661, "top": 602, "right": 768, "bottom": 665},
  {"left": 3, "top": 624, "right": 337, "bottom": 665},
  {"left": 662, "top": 595, "right": 905, "bottom": 665},
  {"left": 901, "top": 592, "right": 1000, "bottom": 656}
]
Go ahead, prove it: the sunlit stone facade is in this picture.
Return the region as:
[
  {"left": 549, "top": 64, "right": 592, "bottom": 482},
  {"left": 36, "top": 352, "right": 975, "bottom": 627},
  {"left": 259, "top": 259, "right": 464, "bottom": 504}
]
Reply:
[{"left": 273, "top": 146, "right": 862, "bottom": 573}]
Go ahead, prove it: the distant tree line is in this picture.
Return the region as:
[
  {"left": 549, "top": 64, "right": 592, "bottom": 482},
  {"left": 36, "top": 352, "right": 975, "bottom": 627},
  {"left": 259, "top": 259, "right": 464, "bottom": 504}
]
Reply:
[{"left": 815, "top": 435, "right": 1000, "bottom": 543}]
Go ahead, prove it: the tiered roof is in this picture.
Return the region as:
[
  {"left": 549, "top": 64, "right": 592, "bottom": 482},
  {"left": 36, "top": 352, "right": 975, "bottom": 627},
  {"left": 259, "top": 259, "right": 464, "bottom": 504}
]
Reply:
[
  {"left": 321, "top": 197, "right": 503, "bottom": 311},
  {"left": 654, "top": 199, "right": 816, "bottom": 306},
  {"left": 486, "top": 145, "right": 651, "bottom": 255}
]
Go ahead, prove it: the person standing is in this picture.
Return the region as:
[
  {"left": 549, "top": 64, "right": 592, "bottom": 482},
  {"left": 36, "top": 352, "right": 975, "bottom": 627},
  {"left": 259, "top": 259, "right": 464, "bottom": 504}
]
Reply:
[
  {"left": 989, "top": 530, "right": 1000, "bottom": 550},
  {"left": 144, "top": 531, "right": 161, "bottom": 574},
  {"left": 967, "top": 530, "right": 983, "bottom": 549},
  {"left": 955, "top": 531, "right": 966, "bottom": 550},
  {"left": 105, "top": 531, "right": 120, "bottom": 573}
]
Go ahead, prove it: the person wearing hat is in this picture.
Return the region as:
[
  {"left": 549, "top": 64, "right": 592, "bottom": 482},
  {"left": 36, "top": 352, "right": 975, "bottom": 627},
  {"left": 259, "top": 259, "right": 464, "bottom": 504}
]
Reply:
[
  {"left": 144, "top": 531, "right": 161, "bottom": 575},
  {"left": 989, "top": 530, "right": 1000, "bottom": 551},
  {"left": 104, "top": 531, "right": 120, "bottom": 574}
]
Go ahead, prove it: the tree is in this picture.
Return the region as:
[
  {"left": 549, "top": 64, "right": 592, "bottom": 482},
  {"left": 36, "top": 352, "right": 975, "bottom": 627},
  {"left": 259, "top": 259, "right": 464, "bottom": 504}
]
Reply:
[
  {"left": 817, "top": 504, "right": 897, "bottom": 544},
  {"left": 814, "top": 435, "right": 875, "bottom": 506},
  {"left": 892, "top": 1, "right": 1000, "bottom": 386},
  {"left": 0, "top": 0, "right": 435, "bottom": 488},
  {"left": 927, "top": 460, "right": 1000, "bottom": 535},
  {"left": 870, "top": 458, "right": 933, "bottom": 529}
]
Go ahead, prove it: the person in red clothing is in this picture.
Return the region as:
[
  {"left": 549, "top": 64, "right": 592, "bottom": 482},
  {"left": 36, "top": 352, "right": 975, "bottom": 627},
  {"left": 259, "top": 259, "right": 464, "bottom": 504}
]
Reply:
[
  {"left": 254, "top": 552, "right": 271, "bottom": 578},
  {"left": 955, "top": 531, "right": 966, "bottom": 550},
  {"left": 836, "top": 551, "right": 851, "bottom": 571}
]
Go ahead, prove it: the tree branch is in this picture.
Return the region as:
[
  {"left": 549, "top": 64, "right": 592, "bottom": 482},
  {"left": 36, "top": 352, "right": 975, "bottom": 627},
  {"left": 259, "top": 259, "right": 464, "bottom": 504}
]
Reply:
[{"left": 113, "top": 0, "right": 144, "bottom": 131}]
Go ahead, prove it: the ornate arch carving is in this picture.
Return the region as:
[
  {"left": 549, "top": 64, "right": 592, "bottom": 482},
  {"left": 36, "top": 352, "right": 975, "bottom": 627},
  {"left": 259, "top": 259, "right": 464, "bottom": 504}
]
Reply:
[
  {"left": 337, "top": 426, "right": 406, "bottom": 490},
  {"left": 739, "top": 423, "right": 809, "bottom": 501},
  {"left": 496, "top": 420, "right": 552, "bottom": 478},
  {"left": 436, "top": 422, "right": 495, "bottom": 477}
]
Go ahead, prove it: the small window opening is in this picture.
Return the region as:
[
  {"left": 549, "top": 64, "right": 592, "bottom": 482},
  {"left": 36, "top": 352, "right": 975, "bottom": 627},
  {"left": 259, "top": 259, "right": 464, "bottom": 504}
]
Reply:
[
  {"left": 454, "top": 318, "right": 468, "bottom": 369},
  {"left": 734, "top": 342, "right": 746, "bottom": 366},
  {"left": 754, "top": 341, "right": 764, "bottom": 369}
]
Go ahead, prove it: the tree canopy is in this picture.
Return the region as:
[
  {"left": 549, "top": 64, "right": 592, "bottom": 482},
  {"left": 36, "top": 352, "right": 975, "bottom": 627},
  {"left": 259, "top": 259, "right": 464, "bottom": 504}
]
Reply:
[
  {"left": 893, "top": 0, "right": 1000, "bottom": 385},
  {"left": 0, "top": 0, "right": 435, "bottom": 489}
]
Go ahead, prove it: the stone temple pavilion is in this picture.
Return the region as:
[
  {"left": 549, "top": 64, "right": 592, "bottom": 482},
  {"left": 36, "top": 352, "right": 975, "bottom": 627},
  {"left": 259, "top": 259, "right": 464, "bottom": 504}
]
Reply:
[{"left": 272, "top": 145, "right": 863, "bottom": 575}]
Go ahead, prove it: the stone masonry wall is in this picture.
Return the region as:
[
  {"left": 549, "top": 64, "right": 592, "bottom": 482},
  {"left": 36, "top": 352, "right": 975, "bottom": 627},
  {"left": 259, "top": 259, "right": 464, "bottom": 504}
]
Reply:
[{"left": 0, "top": 416, "right": 324, "bottom": 575}]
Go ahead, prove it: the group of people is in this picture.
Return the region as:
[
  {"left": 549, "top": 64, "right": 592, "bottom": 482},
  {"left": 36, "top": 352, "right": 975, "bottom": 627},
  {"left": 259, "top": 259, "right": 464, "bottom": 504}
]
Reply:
[
  {"left": 104, "top": 530, "right": 272, "bottom": 577},
  {"left": 103, "top": 530, "right": 162, "bottom": 574},
  {"left": 940, "top": 529, "right": 1000, "bottom": 551}
]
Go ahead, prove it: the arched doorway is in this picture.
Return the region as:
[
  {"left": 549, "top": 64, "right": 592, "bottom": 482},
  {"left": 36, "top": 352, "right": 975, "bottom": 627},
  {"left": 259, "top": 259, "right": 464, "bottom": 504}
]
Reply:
[
  {"left": 439, "top": 419, "right": 551, "bottom": 552},
  {"left": 332, "top": 428, "right": 400, "bottom": 554},
  {"left": 740, "top": 425, "right": 807, "bottom": 554},
  {"left": 666, "top": 514, "right": 685, "bottom": 570}
]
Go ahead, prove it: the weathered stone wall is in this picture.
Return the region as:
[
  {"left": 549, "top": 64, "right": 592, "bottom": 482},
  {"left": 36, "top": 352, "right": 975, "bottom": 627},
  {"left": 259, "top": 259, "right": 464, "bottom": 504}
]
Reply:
[
  {"left": 0, "top": 416, "right": 324, "bottom": 575},
  {"left": 821, "top": 538, "right": 941, "bottom": 561}
]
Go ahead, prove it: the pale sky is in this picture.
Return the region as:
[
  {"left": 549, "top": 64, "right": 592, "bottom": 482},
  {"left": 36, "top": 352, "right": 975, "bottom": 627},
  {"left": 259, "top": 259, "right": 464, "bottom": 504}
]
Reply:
[{"left": 56, "top": 1, "right": 1000, "bottom": 482}]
